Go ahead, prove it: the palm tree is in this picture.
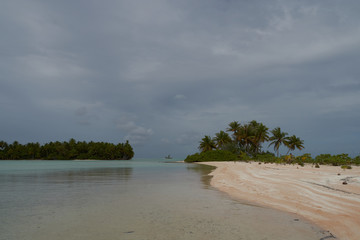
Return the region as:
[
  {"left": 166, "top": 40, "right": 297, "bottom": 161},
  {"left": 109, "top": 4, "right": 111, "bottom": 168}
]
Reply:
[
  {"left": 198, "top": 136, "right": 216, "bottom": 152},
  {"left": 227, "top": 121, "right": 243, "bottom": 148},
  {"left": 226, "top": 121, "right": 241, "bottom": 134},
  {"left": 253, "top": 123, "right": 269, "bottom": 155},
  {"left": 284, "top": 135, "right": 304, "bottom": 154},
  {"left": 214, "top": 131, "right": 232, "bottom": 150},
  {"left": 234, "top": 123, "right": 255, "bottom": 153},
  {"left": 249, "top": 120, "right": 260, "bottom": 128},
  {"left": 268, "top": 127, "right": 288, "bottom": 157},
  {"left": 0, "top": 141, "right": 8, "bottom": 151}
]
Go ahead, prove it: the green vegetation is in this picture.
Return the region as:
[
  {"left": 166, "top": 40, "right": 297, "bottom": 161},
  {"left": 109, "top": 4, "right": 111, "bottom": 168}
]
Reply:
[
  {"left": 185, "top": 120, "right": 360, "bottom": 166},
  {"left": 185, "top": 150, "right": 237, "bottom": 163},
  {"left": 314, "top": 154, "right": 353, "bottom": 166},
  {"left": 198, "top": 135, "right": 216, "bottom": 152},
  {"left": 0, "top": 139, "right": 134, "bottom": 160},
  {"left": 198, "top": 120, "right": 304, "bottom": 157},
  {"left": 268, "top": 127, "right": 288, "bottom": 157},
  {"left": 341, "top": 165, "right": 352, "bottom": 170},
  {"left": 186, "top": 151, "right": 360, "bottom": 166}
]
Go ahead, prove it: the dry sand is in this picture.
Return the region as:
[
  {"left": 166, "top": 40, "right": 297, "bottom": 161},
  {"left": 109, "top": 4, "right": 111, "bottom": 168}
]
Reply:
[{"left": 200, "top": 162, "right": 360, "bottom": 240}]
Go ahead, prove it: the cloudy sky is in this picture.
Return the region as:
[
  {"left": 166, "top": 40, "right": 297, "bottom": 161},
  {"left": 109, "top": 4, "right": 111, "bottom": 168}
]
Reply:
[{"left": 1, "top": 0, "right": 360, "bottom": 158}]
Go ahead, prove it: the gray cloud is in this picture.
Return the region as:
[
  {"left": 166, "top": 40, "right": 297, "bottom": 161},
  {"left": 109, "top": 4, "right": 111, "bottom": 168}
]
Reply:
[
  {"left": 115, "top": 117, "right": 154, "bottom": 145},
  {"left": 1, "top": 0, "right": 360, "bottom": 157}
]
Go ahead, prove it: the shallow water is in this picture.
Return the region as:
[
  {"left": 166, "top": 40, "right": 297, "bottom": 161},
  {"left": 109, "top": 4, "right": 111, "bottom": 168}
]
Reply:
[{"left": 0, "top": 159, "right": 330, "bottom": 240}]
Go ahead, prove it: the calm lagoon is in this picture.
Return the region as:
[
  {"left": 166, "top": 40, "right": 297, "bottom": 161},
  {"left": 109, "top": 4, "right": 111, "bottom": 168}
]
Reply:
[{"left": 0, "top": 159, "right": 327, "bottom": 240}]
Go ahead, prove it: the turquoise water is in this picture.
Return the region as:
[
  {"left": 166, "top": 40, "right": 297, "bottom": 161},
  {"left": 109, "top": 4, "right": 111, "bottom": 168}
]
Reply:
[{"left": 0, "top": 159, "right": 328, "bottom": 240}]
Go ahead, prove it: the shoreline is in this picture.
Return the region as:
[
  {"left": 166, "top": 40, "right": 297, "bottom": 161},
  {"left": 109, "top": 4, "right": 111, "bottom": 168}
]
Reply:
[{"left": 199, "top": 161, "right": 360, "bottom": 240}]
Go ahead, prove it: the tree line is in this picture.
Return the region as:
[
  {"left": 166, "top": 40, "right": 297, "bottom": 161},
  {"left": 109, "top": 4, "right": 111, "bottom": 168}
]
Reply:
[
  {"left": 185, "top": 120, "right": 360, "bottom": 166},
  {"left": 198, "top": 120, "right": 304, "bottom": 157},
  {"left": 0, "top": 139, "right": 134, "bottom": 160}
]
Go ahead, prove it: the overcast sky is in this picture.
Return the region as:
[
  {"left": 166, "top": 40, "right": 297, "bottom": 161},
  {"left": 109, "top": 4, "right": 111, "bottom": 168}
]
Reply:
[{"left": 1, "top": 0, "right": 360, "bottom": 158}]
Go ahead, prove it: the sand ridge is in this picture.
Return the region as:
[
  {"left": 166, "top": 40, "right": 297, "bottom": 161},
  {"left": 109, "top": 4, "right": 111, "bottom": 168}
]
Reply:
[{"left": 200, "top": 162, "right": 360, "bottom": 240}]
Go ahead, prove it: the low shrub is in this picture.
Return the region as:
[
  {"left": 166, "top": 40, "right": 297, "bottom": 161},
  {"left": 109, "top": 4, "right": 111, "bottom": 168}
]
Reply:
[
  {"left": 184, "top": 150, "right": 237, "bottom": 163},
  {"left": 354, "top": 156, "right": 360, "bottom": 166},
  {"left": 255, "top": 152, "right": 277, "bottom": 163},
  {"left": 296, "top": 153, "right": 313, "bottom": 163},
  {"left": 185, "top": 151, "right": 360, "bottom": 167},
  {"left": 341, "top": 165, "right": 352, "bottom": 170},
  {"left": 315, "top": 154, "right": 352, "bottom": 166}
]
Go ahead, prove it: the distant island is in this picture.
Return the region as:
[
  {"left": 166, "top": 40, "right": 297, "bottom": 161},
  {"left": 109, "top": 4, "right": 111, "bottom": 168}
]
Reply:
[
  {"left": 185, "top": 120, "right": 360, "bottom": 167},
  {"left": 0, "top": 139, "right": 134, "bottom": 160}
]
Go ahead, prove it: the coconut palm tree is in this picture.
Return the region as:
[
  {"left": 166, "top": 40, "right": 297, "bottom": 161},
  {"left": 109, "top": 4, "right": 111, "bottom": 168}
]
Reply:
[
  {"left": 198, "top": 135, "right": 216, "bottom": 152},
  {"left": 253, "top": 123, "right": 269, "bottom": 155},
  {"left": 249, "top": 120, "right": 260, "bottom": 128},
  {"left": 214, "top": 131, "right": 232, "bottom": 150},
  {"left": 284, "top": 135, "right": 304, "bottom": 154},
  {"left": 234, "top": 123, "right": 256, "bottom": 153},
  {"left": 268, "top": 127, "right": 288, "bottom": 157},
  {"left": 227, "top": 121, "right": 242, "bottom": 147},
  {"left": 226, "top": 121, "right": 241, "bottom": 134},
  {"left": 0, "top": 141, "right": 8, "bottom": 151}
]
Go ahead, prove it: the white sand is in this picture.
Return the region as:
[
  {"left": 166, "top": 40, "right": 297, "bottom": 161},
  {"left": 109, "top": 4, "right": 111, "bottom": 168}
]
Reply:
[{"left": 200, "top": 162, "right": 360, "bottom": 240}]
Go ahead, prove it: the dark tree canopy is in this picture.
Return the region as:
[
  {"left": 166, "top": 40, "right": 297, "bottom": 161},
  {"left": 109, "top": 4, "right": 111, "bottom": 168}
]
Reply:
[
  {"left": 0, "top": 139, "right": 134, "bottom": 160},
  {"left": 198, "top": 120, "right": 304, "bottom": 157}
]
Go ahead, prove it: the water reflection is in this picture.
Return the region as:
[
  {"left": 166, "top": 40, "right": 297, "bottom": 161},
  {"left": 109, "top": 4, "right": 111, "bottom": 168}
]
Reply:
[
  {"left": 0, "top": 167, "right": 133, "bottom": 185},
  {"left": 0, "top": 167, "right": 134, "bottom": 215},
  {"left": 185, "top": 163, "right": 215, "bottom": 189}
]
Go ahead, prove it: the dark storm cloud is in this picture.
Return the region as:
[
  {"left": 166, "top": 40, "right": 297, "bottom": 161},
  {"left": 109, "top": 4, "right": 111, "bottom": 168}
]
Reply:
[{"left": 1, "top": 0, "right": 360, "bottom": 157}]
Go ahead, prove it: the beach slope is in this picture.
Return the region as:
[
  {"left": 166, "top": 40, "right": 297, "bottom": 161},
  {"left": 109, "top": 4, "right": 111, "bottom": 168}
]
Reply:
[{"left": 200, "top": 162, "right": 360, "bottom": 240}]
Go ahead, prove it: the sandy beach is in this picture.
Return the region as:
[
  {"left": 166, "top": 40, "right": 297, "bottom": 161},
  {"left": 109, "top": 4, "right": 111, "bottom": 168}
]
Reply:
[{"left": 200, "top": 162, "right": 360, "bottom": 240}]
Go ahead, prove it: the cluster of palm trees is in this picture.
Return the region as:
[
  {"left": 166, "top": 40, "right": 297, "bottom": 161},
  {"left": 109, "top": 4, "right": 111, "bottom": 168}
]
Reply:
[{"left": 198, "top": 120, "right": 304, "bottom": 157}]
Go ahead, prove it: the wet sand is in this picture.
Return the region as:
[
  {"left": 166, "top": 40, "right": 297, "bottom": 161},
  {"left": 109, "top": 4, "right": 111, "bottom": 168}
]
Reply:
[{"left": 200, "top": 162, "right": 360, "bottom": 240}]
